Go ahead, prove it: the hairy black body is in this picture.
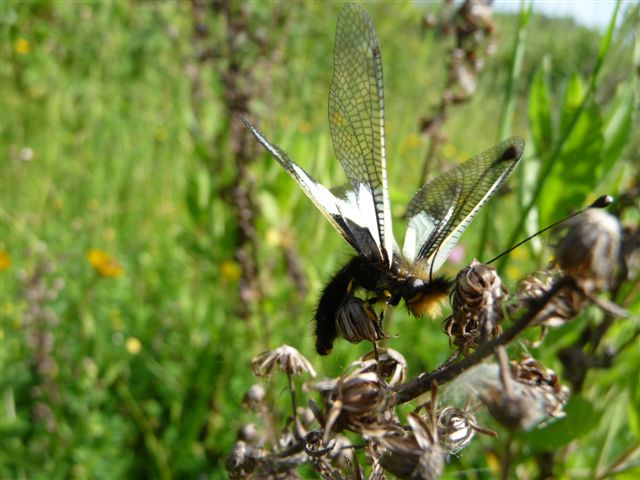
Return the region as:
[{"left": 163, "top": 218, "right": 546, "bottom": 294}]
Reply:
[{"left": 315, "top": 256, "right": 452, "bottom": 355}]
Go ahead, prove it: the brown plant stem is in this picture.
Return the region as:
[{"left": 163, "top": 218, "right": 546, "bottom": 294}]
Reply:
[
  {"left": 500, "top": 433, "right": 514, "bottom": 480},
  {"left": 287, "top": 371, "right": 299, "bottom": 433},
  {"left": 394, "top": 277, "right": 573, "bottom": 405}
]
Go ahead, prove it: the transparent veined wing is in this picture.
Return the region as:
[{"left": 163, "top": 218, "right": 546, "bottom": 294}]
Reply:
[
  {"left": 402, "top": 137, "right": 525, "bottom": 275},
  {"left": 328, "top": 3, "right": 394, "bottom": 266},
  {"left": 243, "top": 119, "right": 383, "bottom": 260}
]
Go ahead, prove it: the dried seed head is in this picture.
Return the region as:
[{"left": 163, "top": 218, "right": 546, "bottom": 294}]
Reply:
[
  {"left": 446, "top": 260, "right": 506, "bottom": 353},
  {"left": 238, "top": 423, "right": 261, "bottom": 445},
  {"left": 379, "top": 434, "right": 421, "bottom": 479},
  {"left": 338, "top": 372, "right": 391, "bottom": 417},
  {"left": 251, "top": 344, "right": 316, "bottom": 378},
  {"left": 360, "top": 348, "right": 408, "bottom": 386},
  {"left": 225, "top": 441, "right": 258, "bottom": 479},
  {"left": 379, "top": 413, "right": 444, "bottom": 480},
  {"left": 304, "top": 430, "right": 330, "bottom": 457},
  {"left": 324, "top": 370, "right": 395, "bottom": 441},
  {"left": 621, "top": 224, "right": 639, "bottom": 280},
  {"left": 242, "top": 384, "right": 266, "bottom": 409},
  {"left": 554, "top": 208, "right": 622, "bottom": 291},
  {"left": 481, "top": 356, "right": 569, "bottom": 430},
  {"left": 336, "top": 296, "right": 383, "bottom": 345},
  {"left": 517, "top": 272, "right": 586, "bottom": 330},
  {"left": 511, "top": 356, "right": 569, "bottom": 420},
  {"left": 436, "top": 406, "right": 483, "bottom": 454},
  {"left": 481, "top": 386, "right": 539, "bottom": 431}
]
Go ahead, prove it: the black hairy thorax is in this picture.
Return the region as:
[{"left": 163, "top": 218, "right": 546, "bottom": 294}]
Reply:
[{"left": 315, "top": 255, "right": 452, "bottom": 355}]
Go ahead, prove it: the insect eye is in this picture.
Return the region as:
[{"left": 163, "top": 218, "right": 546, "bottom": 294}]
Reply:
[{"left": 409, "top": 278, "right": 425, "bottom": 290}]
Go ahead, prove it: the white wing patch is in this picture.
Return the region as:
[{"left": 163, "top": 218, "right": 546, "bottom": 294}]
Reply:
[
  {"left": 404, "top": 199, "right": 458, "bottom": 272},
  {"left": 291, "top": 165, "right": 387, "bottom": 260},
  {"left": 289, "top": 163, "right": 342, "bottom": 216},
  {"left": 421, "top": 175, "right": 507, "bottom": 273},
  {"left": 402, "top": 137, "right": 524, "bottom": 275},
  {"left": 403, "top": 212, "right": 436, "bottom": 262},
  {"left": 244, "top": 118, "right": 391, "bottom": 260}
]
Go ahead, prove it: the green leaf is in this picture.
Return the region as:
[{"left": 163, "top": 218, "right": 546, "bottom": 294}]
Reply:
[
  {"left": 538, "top": 98, "right": 604, "bottom": 226},
  {"left": 523, "top": 395, "right": 598, "bottom": 450},
  {"left": 528, "top": 58, "right": 553, "bottom": 157},
  {"left": 598, "top": 84, "right": 636, "bottom": 191},
  {"left": 185, "top": 168, "right": 212, "bottom": 226},
  {"left": 258, "top": 191, "right": 283, "bottom": 227},
  {"left": 560, "top": 73, "right": 586, "bottom": 135},
  {"left": 629, "top": 371, "right": 640, "bottom": 439}
]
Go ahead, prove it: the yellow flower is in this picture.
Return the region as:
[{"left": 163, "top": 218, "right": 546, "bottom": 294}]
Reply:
[
  {"left": 265, "top": 227, "right": 281, "bottom": 247},
  {"left": 125, "top": 337, "right": 142, "bottom": 355},
  {"left": 403, "top": 132, "right": 421, "bottom": 150},
  {"left": 0, "top": 250, "right": 11, "bottom": 272},
  {"left": 87, "top": 249, "right": 123, "bottom": 277},
  {"left": 15, "top": 38, "right": 30, "bottom": 55},
  {"left": 506, "top": 265, "right": 522, "bottom": 280},
  {"left": 220, "top": 260, "right": 241, "bottom": 282},
  {"left": 298, "top": 121, "right": 312, "bottom": 134},
  {"left": 442, "top": 143, "right": 457, "bottom": 158}
]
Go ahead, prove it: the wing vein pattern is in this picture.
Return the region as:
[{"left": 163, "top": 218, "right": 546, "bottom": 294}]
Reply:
[
  {"left": 403, "top": 137, "right": 525, "bottom": 274},
  {"left": 328, "top": 3, "right": 394, "bottom": 265},
  {"left": 242, "top": 119, "right": 382, "bottom": 260}
]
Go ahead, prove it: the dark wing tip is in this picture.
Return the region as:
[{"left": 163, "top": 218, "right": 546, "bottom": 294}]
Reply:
[
  {"left": 498, "top": 136, "right": 526, "bottom": 163},
  {"left": 590, "top": 194, "right": 614, "bottom": 209}
]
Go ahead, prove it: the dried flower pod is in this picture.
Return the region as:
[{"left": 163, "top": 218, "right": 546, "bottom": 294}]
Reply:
[
  {"left": 379, "top": 413, "right": 444, "bottom": 480},
  {"left": 465, "top": 0, "right": 495, "bottom": 30},
  {"left": 360, "top": 348, "right": 408, "bottom": 386},
  {"left": 480, "top": 355, "right": 569, "bottom": 430},
  {"left": 251, "top": 344, "right": 316, "bottom": 378},
  {"left": 436, "top": 406, "right": 493, "bottom": 454},
  {"left": 554, "top": 208, "right": 622, "bottom": 291},
  {"left": 338, "top": 372, "right": 392, "bottom": 417},
  {"left": 304, "top": 430, "right": 331, "bottom": 457},
  {"left": 336, "top": 296, "right": 384, "bottom": 345},
  {"left": 238, "top": 423, "right": 262, "bottom": 445},
  {"left": 511, "top": 356, "right": 569, "bottom": 420},
  {"left": 243, "top": 384, "right": 266, "bottom": 409},
  {"left": 481, "top": 386, "right": 539, "bottom": 431},
  {"left": 516, "top": 272, "right": 587, "bottom": 333},
  {"left": 449, "top": 49, "right": 477, "bottom": 102},
  {"left": 226, "top": 441, "right": 259, "bottom": 479},
  {"left": 446, "top": 260, "right": 506, "bottom": 353},
  {"left": 620, "top": 224, "right": 639, "bottom": 280},
  {"left": 324, "top": 370, "right": 395, "bottom": 442}
]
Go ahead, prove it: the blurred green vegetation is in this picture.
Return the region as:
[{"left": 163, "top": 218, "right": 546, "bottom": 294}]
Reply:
[{"left": 1, "top": 1, "right": 638, "bottom": 479}]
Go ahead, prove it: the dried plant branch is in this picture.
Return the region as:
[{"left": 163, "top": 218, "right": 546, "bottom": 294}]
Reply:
[{"left": 394, "top": 277, "right": 573, "bottom": 405}]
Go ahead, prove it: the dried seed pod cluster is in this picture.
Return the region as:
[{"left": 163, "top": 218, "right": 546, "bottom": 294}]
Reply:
[
  {"left": 554, "top": 209, "right": 622, "bottom": 292},
  {"left": 478, "top": 355, "right": 569, "bottom": 431},
  {"left": 446, "top": 260, "right": 507, "bottom": 353},
  {"left": 227, "top": 197, "right": 634, "bottom": 478},
  {"left": 251, "top": 344, "right": 317, "bottom": 378},
  {"left": 227, "top": 205, "right": 634, "bottom": 478}
]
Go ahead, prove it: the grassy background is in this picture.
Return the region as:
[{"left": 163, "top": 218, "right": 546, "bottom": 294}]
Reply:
[{"left": 2, "top": 1, "right": 638, "bottom": 478}]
